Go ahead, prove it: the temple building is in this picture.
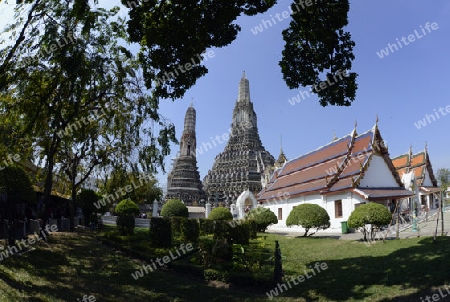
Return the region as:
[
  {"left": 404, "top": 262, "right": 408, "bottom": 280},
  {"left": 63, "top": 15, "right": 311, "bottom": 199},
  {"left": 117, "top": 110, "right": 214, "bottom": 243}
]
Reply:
[
  {"left": 203, "top": 73, "right": 275, "bottom": 206},
  {"left": 258, "top": 122, "right": 414, "bottom": 232},
  {"left": 392, "top": 146, "right": 440, "bottom": 210},
  {"left": 165, "top": 104, "right": 205, "bottom": 205}
]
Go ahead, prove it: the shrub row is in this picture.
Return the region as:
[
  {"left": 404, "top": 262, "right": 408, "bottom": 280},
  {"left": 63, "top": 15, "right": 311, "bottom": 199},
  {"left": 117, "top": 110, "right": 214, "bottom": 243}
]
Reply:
[{"left": 149, "top": 217, "right": 258, "bottom": 247}]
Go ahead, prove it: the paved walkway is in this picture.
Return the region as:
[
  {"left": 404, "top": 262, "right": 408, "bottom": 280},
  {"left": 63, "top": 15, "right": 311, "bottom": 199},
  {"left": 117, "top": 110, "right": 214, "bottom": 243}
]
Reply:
[{"left": 266, "top": 209, "right": 450, "bottom": 241}]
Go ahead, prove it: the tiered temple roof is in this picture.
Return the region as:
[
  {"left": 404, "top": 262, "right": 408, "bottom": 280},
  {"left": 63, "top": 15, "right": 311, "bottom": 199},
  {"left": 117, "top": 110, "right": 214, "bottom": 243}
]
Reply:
[
  {"left": 203, "top": 73, "right": 275, "bottom": 205},
  {"left": 392, "top": 146, "right": 439, "bottom": 193},
  {"left": 258, "top": 123, "right": 414, "bottom": 202},
  {"left": 165, "top": 104, "right": 205, "bottom": 205}
]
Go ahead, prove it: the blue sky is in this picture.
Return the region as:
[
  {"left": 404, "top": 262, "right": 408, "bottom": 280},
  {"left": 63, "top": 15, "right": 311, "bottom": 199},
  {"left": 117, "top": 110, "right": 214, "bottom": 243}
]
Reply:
[
  {"left": 156, "top": 1, "right": 450, "bottom": 190},
  {"left": 1, "top": 1, "right": 449, "bottom": 191}
]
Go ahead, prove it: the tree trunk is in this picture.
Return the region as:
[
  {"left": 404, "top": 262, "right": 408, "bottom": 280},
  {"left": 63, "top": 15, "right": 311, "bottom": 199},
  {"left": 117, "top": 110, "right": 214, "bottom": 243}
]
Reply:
[
  {"left": 43, "top": 153, "right": 55, "bottom": 227},
  {"left": 70, "top": 181, "right": 77, "bottom": 230}
]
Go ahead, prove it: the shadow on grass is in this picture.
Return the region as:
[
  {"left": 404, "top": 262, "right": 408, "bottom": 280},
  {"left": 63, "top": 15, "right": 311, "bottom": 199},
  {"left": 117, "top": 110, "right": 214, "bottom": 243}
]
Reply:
[
  {"left": 277, "top": 236, "right": 450, "bottom": 301},
  {"left": 293, "top": 235, "right": 341, "bottom": 240},
  {"left": 0, "top": 232, "right": 273, "bottom": 301}
]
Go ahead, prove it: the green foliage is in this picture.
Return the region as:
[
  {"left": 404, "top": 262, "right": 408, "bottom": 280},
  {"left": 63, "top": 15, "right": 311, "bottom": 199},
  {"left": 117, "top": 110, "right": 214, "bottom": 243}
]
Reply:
[
  {"left": 245, "top": 207, "right": 278, "bottom": 232},
  {"left": 77, "top": 189, "right": 106, "bottom": 224},
  {"left": 98, "top": 168, "right": 162, "bottom": 205},
  {"left": 149, "top": 217, "right": 172, "bottom": 248},
  {"left": 229, "top": 222, "right": 250, "bottom": 245},
  {"left": 0, "top": 1, "right": 177, "bottom": 214},
  {"left": 115, "top": 199, "right": 140, "bottom": 216},
  {"left": 208, "top": 207, "right": 233, "bottom": 221},
  {"left": 212, "top": 220, "right": 232, "bottom": 241},
  {"left": 198, "top": 218, "right": 215, "bottom": 235},
  {"left": 115, "top": 199, "right": 139, "bottom": 235},
  {"left": 347, "top": 202, "right": 392, "bottom": 240},
  {"left": 247, "top": 220, "right": 258, "bottom": 239},
  {"left": 181, "top": 219, "right": 200, "bottom": 243},
  {"left": 286, "top": 203, "right": 330, "bottom": 236},
  {"left": 280, "top": 0, "right": 357, "bottom": 106},
  {"left": 160, "top": 199, "right": 188, "bottom": 218},
  {"left": 0, "top": 165, "right": 35, "bottom": 220},
  {"left": 170, "top": 216, "right": 185, "bottom": 235},
  {"left": 198, "top": 237, "right": 232, "bottom": 267},
  {"left": 437, "top": 168, "right": 450, "bottom": 192},
  {"left": 0, "top": 165, "right": 35, "bottom": 204},
  {"left": 204, "top": 269, "right": 229, "bottom": 283},
  {"left": 116, "top": 215, "right": 135, "bottom": 236},
  {"left": 124, "top": 0, "right": 276, "bottom": 100}
]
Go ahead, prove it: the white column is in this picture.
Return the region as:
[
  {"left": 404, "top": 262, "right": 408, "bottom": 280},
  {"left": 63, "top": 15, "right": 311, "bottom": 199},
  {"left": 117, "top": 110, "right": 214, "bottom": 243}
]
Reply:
[
  {"left": 205, "top": 202, "right": 211, "bottom": 218},
  {"left": 152, "top": 200, "right": 159, "bottom": 217}
]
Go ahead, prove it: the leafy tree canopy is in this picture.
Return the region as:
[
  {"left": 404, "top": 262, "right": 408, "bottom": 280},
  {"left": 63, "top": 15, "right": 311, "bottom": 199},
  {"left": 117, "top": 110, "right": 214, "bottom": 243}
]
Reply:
[
  {"left": 437, "top": 168, "right": 450, "bottom": 192},
  {"left": 0, "top": 1, "right": 176, "bottom": 215},
  {"left": 280, "top": 0, "right": 357, "bottom": 106},
  {"left": 124, "top": 0, "right": 276, "bottom": 100},
  {"left": 347, "top": 202, "right": 392, "bottom": 241},
  {"left": 124, "top": 0, "right": 355, "bottom": 106},
  {"left": 0, "top": 165, "right": 35, "bottom": 204},
  {"left": 97, "top": 167, "right": 162, "bottom": 205},
  {"left": 286, "top": 203, "right": 330, "bottom": 236},
  {"left": 77, "top": 189, "right": 106, "bottom": 224}
]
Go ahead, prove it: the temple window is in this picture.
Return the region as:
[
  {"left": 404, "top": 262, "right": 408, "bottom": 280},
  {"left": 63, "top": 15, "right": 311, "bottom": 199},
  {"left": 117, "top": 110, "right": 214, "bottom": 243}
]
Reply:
[{"left": 335, "top": 200, "right": 343, "bottom": 218}]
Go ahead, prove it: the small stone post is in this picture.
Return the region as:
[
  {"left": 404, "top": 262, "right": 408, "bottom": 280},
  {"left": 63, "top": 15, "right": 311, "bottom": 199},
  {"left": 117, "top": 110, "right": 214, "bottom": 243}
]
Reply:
[{"left": 274, "top": 240, "right": 283, "bottom": 283}]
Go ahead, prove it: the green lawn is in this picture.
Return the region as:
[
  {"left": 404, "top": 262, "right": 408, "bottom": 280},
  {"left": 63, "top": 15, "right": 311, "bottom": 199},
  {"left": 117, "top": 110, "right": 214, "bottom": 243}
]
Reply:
[
  {"left": 263, "top": 234, "right": 450, "bottom": 301},
  {"left": 1, "top": 230, "right": 449, "bottom": 301}
]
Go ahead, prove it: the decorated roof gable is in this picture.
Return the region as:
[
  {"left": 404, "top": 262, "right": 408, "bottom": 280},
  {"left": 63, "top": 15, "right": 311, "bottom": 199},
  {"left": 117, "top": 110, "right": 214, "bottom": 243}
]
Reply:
[{"left": 258, "top": 123, "right": 406, "bottom": 202}]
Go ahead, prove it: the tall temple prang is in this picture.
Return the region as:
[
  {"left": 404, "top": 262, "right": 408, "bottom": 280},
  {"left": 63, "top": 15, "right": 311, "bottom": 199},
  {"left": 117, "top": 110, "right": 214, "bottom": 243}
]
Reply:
[
  {"left": 203, "top": 72, "right": 275, "bottom": 207},
  {"left": 165, "top": 104, "right": 205, "bottom": 205}
]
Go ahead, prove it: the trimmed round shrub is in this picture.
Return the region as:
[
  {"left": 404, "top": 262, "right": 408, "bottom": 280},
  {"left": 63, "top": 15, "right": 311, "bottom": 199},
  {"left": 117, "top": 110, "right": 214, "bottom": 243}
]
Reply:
[
  {"left": 160, "top": 199, "right": 188, "bottom": 218},
  {"left": 115, "top": 199, "right": 139, "bottom": 235},
  {"left": 208, "top": 207, "right": 233, "bottom": 221},
  {"left": 245, "top": 207, "right": 278, "bottom": 232},
  {"left": 286, "top": 203, "right": 330, "bottom": 236},
  {"left": 115, "top": 199, "right": 140, "bottom": 216},
  {"left": 348, "top": 202, "right": 392, "bottom": 241}
]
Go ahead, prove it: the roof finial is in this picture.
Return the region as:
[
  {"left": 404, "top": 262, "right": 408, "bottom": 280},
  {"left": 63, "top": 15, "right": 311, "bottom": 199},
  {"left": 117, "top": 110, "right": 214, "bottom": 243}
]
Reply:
[
  {"left": 332, "top": 131, "right": 337, "bottom": 141},
  {"left": 376, "top": 114, "right": 379, "bottom": 125},
  {"left": 425, "top": 141, "right": 428, "bottom": 152},
  {"left": 242, "top": 71, "right": 246, "bottom": 79},
  {"left": 354, "top": 119, "right": 357, "bottom": 129},
  {"left": 280, "top": 135, "right": 283, "bottom": 152}
]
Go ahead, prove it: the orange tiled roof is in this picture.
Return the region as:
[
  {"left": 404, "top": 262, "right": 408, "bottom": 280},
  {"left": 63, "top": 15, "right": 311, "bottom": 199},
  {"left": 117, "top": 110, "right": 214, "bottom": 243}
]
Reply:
[
  {"left": 392, "top": 149, "right": 437, "bottom": 187},
  {"left": 258, "top": 125, "right": 406, "bottom": 202},
  {"left": 411, "top": 152, "right": 426, "bottom": 167},
  {"left": 392, "top": 154, "right": 409, "bottom": 169}
]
